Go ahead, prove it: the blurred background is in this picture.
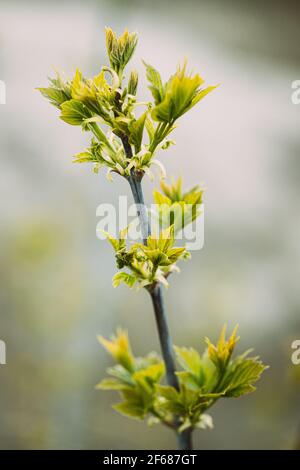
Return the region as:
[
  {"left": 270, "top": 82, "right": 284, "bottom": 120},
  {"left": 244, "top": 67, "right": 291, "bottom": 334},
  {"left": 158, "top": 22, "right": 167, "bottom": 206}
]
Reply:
[{"left": 0, "top": 0, "right": 300, "bottom": 450}]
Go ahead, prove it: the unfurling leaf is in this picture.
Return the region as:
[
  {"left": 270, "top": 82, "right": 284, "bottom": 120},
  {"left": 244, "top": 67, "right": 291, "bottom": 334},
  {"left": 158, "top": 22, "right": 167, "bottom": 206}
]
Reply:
[
  {"left": 60, "top": 99, "right": 91, "bottom": 125},
  {"left": 95, "top": 378, "right": 130, "bottom": 391},
  {"left": 128, "top": 69, "right": 138, "bottom": 95},
  {"left": 174, "top": 346, "right": 202, "bottom": 377},
  {"left": 113, "top": 398, "right": 146, "bottom": 419},
  {"left": 143, "top": 62, "right": 164, "bottom": 105},
  {"left": 150, "top": 61, "right": 217, "bottom": 123},
  {"left": 37, "top": 70, "right": 71, "bottom": 108},
  {"left": 222, "top": 356, "right": 268, "bottom": 397},
  {"left": 97, "top": 327, "right": 267, "bottom": 431},
  {"left": 112, "top": 272, "right": 137, "bottom": 288},
  {"left": 37, "top": 87, "right": 70, "bottom": 108},
  {"left": 105, "top": 27, "right": 138, "bottom": 76},
  {"left": 98, "top": 329, "right": 135, "bottom": 372},
  {"left": 153, "top": 178, "right": 204, "bottom": 233},
  {"left": 205, "top": 325, "right": 239, "bottom": 372},
  {"left": 98, "top": 329, "right": 166, "bottom": 421},
  {"left": 129, "top": 111, "right": 147, "bottom": 153}
]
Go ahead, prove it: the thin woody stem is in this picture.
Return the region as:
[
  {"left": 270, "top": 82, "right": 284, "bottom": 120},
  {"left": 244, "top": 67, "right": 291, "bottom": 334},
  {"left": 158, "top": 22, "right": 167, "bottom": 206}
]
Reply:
[
  {"left": 120, "top": 135, "right": 193, "bottom": 450},
  {"left": 149, "top": 283, "right": 179, "bottom": 390},
  {"left": 127, "top": 175, "right": 149, "bottom": 244},
  {"left": 149, "top": 283, "right": 192, "bottom": 450}
]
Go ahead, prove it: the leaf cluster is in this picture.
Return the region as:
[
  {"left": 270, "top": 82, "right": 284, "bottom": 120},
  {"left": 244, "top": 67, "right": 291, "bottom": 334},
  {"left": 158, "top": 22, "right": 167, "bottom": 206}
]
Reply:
[
  {"left": 153, "top": 177, "right": 204, "bottom": 233},
  {"left": 97, "top": 329, "right": 166, "bottom": 421},
  {"left": 37, "top": 28, "right": 217, "bottom": 181},
  {"left": 98, "top": 327, "right": 268, "bottom": 432},
  {"left": 103, "top": 226, "right": 188, "bottom": 290}
]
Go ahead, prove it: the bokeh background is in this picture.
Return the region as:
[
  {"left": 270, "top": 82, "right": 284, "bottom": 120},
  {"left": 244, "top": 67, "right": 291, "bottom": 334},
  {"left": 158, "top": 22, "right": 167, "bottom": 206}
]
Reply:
[{"left": 0, "top": 0, "right": 300, "bottom": 449}]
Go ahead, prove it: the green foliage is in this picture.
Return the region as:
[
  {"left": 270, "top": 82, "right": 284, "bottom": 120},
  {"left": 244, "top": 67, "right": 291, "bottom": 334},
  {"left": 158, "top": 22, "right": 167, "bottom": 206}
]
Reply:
[
  {"left": 60, "top": 99, "right": 92, "bottom": 126},
  {"left": 103, "top": 225, "right": 188, "bottom": 290},
  {"left": 98, "top": 327, "right": 268, "bottom": 431},
  {"left": 128, "top": 111, "right": 147, "bottom": 153},
  {"left": 37, "top": 27, "right": 216, "bottom": 179},
  {"left": 145, "top": 61, "right": 218, "bottom": 123},
  {"left": 205, "top": 324, "right": 239, "bottom": 373},
  {"left": 105, "top": 27, "right": 138, "bottom": 77},
  {"left": 97, "top": 329, "right": 166, "bottom": 420},
  {"left": 153, "top": 177, "right": 204, "bottom": 233},
  {"left": 37, "top": 70, "right": 71, "bottom": 108},
  {"left": 128, "top": 69, "right": 139, "bottom": 96},
  {"left": 98, "top": 329, "right": 135, "bottom": 372},
  {"left": 39, "top": 26, "right": 267, "bottom": 444},
  {"left": 74, "top": 137, "right": 129, "bottom": 179},
  {"left": 143, "top": 62, "right": 164, "bottom": 105}
]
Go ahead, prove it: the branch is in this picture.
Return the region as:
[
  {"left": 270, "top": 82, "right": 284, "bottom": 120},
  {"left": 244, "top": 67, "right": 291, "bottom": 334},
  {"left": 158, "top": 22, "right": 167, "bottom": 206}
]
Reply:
[
  {"left": 127, "top": 174, "right": 149, "bottom": 245},
  {"left": 120, "top": 134, "right": 193, "bottom": 450}
]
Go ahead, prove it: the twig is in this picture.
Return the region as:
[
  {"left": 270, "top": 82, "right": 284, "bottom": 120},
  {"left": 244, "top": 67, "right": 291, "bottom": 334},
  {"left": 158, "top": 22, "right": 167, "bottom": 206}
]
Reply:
[{"left": 121, "top": 135, "right": 192, "bottom": 449}]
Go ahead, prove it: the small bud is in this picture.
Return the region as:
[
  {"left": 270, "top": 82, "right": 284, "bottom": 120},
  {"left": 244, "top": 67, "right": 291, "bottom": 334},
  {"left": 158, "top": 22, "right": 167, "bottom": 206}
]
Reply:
[
  {"left": 105, "top": 27, "right": 115, "bottom": 60},
  {"left": 105, "top": 27, "right": 138, "bottom": 76},
  {"left": 128, "top": 70, "right": 138, "bottom": 96}
]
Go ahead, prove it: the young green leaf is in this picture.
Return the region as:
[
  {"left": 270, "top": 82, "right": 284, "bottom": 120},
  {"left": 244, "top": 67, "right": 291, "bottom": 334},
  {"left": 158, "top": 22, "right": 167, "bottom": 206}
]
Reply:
[
  {"left": 205, "top": 325, "right": 239, "bottom": 373},
  {"left": 143, "top": 62, "right": 164, "bottom": 105},
  {"left": 98, "top": 329, "right": 135, "bottom": 372},
  {"left": 222, "top": 356, "right": 268, "bottom": 397},
  {"left": 95, "top": 378, "right": 130, "bottom": 391},
  {"left": 128, "top": 69, "right": 139, "bottom": 96},
  {"left": 37, "top": 87, "right": 70, "bottom": 108},
  {"left": 151, "top": 62, "right": 217, "bottom": 123},
  {"left": 128, "top": 111, "right": 147, "bottom": 153},
  {"left": 60, "top": 99, "right": 91, "bottom": 125},
  {"left": 113, "top": 399, "right": 146, "bottom": 419},
  {"left": 105, "top": 28, "right": 138, "bottom": 76},
  {"left": 112, "top": 272, "right": 137, "bottom": 288}
]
